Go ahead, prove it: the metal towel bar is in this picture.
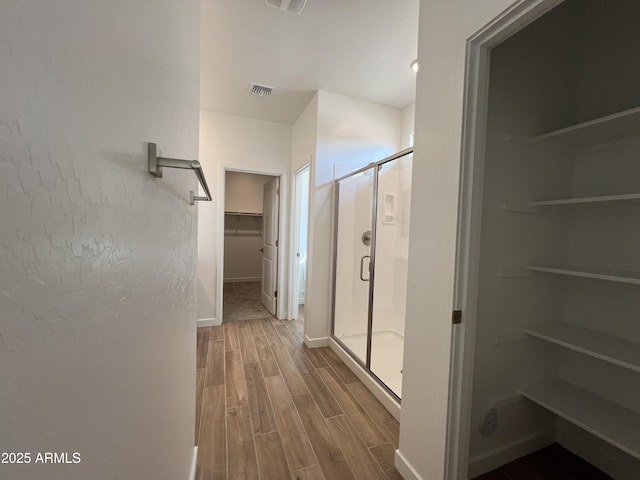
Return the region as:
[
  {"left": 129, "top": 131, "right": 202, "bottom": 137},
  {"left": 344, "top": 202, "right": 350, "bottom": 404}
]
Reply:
[{"left": 148, "top": 143, "right": 212, "bottom": 205}]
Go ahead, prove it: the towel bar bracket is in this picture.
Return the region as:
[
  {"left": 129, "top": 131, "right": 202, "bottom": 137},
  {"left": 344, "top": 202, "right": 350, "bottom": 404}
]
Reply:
[{"left": 148, "top": 143, "right": 212, "bottom": 206}]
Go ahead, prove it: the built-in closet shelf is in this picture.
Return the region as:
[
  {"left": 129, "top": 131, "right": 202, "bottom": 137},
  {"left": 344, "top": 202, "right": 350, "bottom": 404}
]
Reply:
[
  {"left": 536, "top": 105, "right": 640, "bottom": 148},
  {"left": 524, "top": 323, "right": 640, "bottom": 373},
  {"left": 224, "top": 211, "right": 263, "bottom": 217},
  {"left": 531, "top": 192, "right": 640, "bottom": 207},
  {"left": 520, "top": 379, "right": 640, "bottom": 460},
  {"left": 527, "top": 265, "right": 640, "bottom": 285}
]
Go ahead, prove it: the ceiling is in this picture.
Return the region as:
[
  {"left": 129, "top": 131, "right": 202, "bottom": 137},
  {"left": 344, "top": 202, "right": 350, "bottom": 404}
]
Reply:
[{"left": 201, "top": 0, "right": 419, "bottom": 125}]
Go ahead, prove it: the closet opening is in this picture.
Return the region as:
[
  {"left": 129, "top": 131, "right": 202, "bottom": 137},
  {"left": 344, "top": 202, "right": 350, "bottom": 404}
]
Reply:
[
  {"left": 453, "top": 0, "right": 640, "bottom": 478},
  {"left": 222, "top": 170, "right": 280, "bottom": 322}
]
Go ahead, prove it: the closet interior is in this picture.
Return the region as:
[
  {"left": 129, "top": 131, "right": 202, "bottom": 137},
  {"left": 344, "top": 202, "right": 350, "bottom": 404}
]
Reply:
[{"left": 469, "top": 1, "right": 640, "bottom": 478}]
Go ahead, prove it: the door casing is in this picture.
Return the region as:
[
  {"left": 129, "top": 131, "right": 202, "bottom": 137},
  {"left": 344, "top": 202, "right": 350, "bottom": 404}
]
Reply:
[
  {"left": 216, "top": 165, "right": 289, "bottom": 323},
  {"left": 289, "top": 163, "right": 311, "bottom": 321},
  {"left": 448, "top": 1, "right": 565, "bottom": 479}
]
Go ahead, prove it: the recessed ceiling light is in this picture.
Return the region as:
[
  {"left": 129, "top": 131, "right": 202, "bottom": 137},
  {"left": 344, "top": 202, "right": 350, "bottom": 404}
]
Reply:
[{"left": 410, "top": 60, "right": 420, "bottom": 73}]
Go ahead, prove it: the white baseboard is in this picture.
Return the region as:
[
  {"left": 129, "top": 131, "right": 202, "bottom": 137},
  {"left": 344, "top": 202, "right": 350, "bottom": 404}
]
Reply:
[
  {"left": 394, "top": 449, "right": 425, "bottom": 480},
  {"left": 328, "top": 338, "right": 401, "bottom": 421},
  {"left": 468, "top": 428, "right": 555, "bottom": 477},
  {"left": 189, "top": 446, "right": 198, "bottom": 480},
  {"left": 557, "top": 419, "right": 640, "bottom": 480},
  {"left": 224, "top": 277, "right": 260, "bottom": 283},
  {"left": 303, "top": 335, "right": 329, "bottom": 348},
  {"left": 197, "top": 317, "right": 220, "bottom": 327}
]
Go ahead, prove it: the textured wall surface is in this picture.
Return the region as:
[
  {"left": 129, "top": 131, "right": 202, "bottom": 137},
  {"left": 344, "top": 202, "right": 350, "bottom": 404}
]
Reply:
[{"left": 0, "top": 1, "right": 200, "bottom": 479}]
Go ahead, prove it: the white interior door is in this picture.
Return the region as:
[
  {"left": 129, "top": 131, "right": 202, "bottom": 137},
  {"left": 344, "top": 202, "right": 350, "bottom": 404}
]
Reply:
[{"left": 261, "top": 177, "right": 280, "bottom": 315}]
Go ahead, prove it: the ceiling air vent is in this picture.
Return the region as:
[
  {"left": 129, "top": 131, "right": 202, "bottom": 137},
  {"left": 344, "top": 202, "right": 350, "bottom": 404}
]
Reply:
[
  {"left": 265, "top": 0, "right": 308, "bottom": 15},
  {"left": 249, "top": 83, "right": 274, "bottom": 97}
]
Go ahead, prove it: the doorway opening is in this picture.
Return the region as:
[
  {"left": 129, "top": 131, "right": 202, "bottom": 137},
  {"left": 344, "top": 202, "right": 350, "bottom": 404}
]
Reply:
[
  {"left": 452, "top": 0, "right": 640, "bottom": 479},
  {"left": 222, "top": 170, "right": 279, "bottom": 322},
  {"left": 290, "top": 164, "right": 310, "bottom": 326}
]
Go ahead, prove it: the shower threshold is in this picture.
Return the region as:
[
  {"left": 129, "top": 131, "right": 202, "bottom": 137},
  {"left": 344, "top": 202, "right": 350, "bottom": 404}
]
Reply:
[{"left": 335, "top": 329, "right": 404, "bottom": 398}]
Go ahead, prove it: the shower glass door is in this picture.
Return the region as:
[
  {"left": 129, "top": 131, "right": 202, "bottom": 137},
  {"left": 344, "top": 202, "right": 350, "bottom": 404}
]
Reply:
[
  {"left": 332, "top": 149, "right": 413, "bottom": 401},
  {"left": 370, "top": 153, "right": 412, "bottom": 398},
  {"left": 333, "top": 168, "right": 375, "bottom": 367}
]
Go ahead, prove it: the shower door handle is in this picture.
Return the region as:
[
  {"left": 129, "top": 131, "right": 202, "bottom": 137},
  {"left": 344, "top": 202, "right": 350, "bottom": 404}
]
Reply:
[{"left": 360, "top": 255, "right": 371, "bottom": 282}]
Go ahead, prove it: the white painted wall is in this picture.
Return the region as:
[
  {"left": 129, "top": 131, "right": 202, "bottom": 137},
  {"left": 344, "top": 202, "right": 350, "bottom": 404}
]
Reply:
[
  {"left": 401, "top": 103, "right": 416, "bottom": 149},
  {"left": 305, "top": 91, "right": 402, "bottom": 343},
  {"left": 225, "top": 171, "right": 275, "bottom": 213},
  {"left": 0, "top": 1, "right": 199, "bottom": 479},
  {"left": 198, "top": 111, "right": 292, "bottom": 322},
  {"left": 292, "top": 94, "right": 318, "bottom": 173},
  {"left": 223, "top": 172, "right": 275, "bottom": 282},
  {"left": 398, "top": 1, "right": 536, "bottom": 479},
  {"left": 318, "top": 91, "right": 402, "bottom": 181}
]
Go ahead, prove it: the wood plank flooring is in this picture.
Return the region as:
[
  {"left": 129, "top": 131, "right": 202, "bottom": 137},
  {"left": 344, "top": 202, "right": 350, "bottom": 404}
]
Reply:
[{"left": 196, "top": 317, "right": 402, "bottom": 480}]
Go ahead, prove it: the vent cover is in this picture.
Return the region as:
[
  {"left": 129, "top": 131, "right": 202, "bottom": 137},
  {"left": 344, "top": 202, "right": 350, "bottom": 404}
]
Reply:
[
  {"left": 265, "top": 0, "right": 308, "bottom": 15},
  {"left": 249, "top": 83, "right": 274, "bottom": 97}
]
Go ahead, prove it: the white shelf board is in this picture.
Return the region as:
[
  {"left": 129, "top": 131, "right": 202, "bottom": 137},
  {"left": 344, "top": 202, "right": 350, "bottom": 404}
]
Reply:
[
  {"left": 531, "top": 192, "right": 640, "bottom": 207},
  {"left": 536, "top": 106, "right": 640, "bottom": 148},
  {"left": 527, "top": 265, "right": 640, "bottom": 285},
  {"left": 524, "top": 323, "right": 640, "bottom": 373},
  {"left": 520, "top": 379, "right": 640, "bottom": 460},
  {"left": 224, "top": 211, "right": 263, "bottom": 216}
]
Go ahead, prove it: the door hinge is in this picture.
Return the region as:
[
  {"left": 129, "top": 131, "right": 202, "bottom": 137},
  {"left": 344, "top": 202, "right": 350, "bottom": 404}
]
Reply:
[
  {"left": 452, "top": 310, "right": 463, "bottom": 325},
  {"left": 277, "top": 188, "right": 280, "bottom": 195},
  {"left": 274, "top": 291, "right": 278, "bottom": 298},
  {"left": 275, "top": 239, "right": 279, "bottom": 247}
]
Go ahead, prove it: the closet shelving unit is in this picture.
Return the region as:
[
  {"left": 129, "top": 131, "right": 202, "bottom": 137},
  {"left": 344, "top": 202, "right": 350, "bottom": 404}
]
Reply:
[
  {"left": 526, "top": 265, "right": 640, "bottom": 285},
  {"left": 224, "top": 211, "right": 263, "bottom": 235},
  {"left": 224, "top": 211, "right": 263, "bottom": 217},
  {"left": 523, "top": 323, "right": 640, "bottom": 373},
  {"left": 511, "top": 105, "right": 640, "bottom": 461},
  {"left": 519, "top": 380, "right": 640, "bottom": 460}
]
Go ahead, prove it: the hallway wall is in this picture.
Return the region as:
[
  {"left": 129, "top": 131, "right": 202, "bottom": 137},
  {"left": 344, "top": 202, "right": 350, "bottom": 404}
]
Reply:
[
  {"left": 398, "top": 1, "right": 533, "bottom": 479},
  {"left": 0, "top": 1, "right": 200, "bottom": 479},
  {"left": 198, "top": 111, "right": 292, "bottom": 322}
]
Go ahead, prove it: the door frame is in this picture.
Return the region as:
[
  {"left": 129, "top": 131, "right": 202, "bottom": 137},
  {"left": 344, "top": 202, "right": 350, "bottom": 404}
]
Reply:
[
  {"left": 447, "top": 1, "right": 564, "bottom": 479},
  {"left": 288, "top": 163, "right": 311, "bottom": 321},
  {"left": 217, "top": 164, "right": 289, "bottom": 322}
]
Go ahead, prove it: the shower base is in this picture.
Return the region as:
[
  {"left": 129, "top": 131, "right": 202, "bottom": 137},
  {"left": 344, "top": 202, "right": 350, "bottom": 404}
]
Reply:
[{"left": 335, "top": 329, "right": 404, "bottom": 398}]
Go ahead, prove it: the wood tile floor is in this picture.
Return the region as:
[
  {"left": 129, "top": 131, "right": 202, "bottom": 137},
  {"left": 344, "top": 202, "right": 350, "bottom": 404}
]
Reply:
[
  {"left": 195, "top": 316, "right": 403, "bottom": 480},
  {"left": 473, "top": 443, "right": 613, "bottom": 480}
]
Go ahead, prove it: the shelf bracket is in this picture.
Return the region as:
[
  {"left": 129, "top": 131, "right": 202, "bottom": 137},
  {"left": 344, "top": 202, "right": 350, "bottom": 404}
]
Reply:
[{"left": 148, "top": 143, "right": 212, "bottom": 206}]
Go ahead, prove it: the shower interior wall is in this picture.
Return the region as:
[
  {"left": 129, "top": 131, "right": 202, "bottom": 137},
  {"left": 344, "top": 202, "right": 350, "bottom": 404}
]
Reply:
[
  {"left": 334, "top": 160, "right": 411, "bottom": 339},
  {"left": 333, "top": 153, "right": 412, "bottom": 398}
]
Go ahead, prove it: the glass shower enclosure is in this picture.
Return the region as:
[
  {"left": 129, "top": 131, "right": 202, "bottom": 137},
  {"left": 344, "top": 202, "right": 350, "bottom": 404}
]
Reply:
[{"left": 332, "top": 148, "right": 413, "bottom": 401}]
